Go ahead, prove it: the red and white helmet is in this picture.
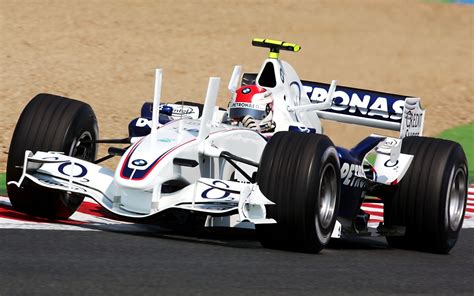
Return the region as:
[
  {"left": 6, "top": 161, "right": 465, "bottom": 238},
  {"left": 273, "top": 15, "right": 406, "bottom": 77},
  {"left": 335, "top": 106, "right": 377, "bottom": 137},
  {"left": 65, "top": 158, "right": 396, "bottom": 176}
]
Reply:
[{"left": 229, "top": 85, "right": 272, "bottom": 120}]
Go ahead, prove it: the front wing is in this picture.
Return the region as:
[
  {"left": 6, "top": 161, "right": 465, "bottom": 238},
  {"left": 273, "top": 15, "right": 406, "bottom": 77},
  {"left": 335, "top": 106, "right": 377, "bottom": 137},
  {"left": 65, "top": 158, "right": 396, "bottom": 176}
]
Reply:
[{"left": 8, "top": 151, "right": 276, "bottom": 225}]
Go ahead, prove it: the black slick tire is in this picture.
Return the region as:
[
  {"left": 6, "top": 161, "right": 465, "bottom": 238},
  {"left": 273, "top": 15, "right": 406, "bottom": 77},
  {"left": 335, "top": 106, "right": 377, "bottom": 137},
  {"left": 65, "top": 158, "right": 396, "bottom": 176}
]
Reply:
[
  {"left": 384, "top": 136, "right": 468, "bottom": 253},
  {"left": 256, "top": 132, "right": 341, "bottom": 253},
  {"left": 6, "top": 93, "right": 98, "bottom": 219}
]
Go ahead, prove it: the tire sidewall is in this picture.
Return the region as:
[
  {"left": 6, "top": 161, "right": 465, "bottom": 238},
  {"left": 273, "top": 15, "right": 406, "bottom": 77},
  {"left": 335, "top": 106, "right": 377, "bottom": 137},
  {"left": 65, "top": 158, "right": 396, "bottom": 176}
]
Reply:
[
  {"left": 438, "top": 146, "right": 468, "bottom": 250},
  {"left": 312, "top": 145, "right": 340, "bottom": 245},
  {"left": 385, "top": 136, "right": 468, "bottom": 253}
]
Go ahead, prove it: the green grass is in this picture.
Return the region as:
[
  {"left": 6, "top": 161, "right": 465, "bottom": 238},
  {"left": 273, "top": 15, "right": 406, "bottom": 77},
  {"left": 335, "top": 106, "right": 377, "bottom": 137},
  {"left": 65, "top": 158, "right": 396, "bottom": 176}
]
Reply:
[
  {"left": 437, "top": 123, "right": 474, "bottom": 183},
  {"left": 0, "top": 172, "right": 5, "bottom": 196}
]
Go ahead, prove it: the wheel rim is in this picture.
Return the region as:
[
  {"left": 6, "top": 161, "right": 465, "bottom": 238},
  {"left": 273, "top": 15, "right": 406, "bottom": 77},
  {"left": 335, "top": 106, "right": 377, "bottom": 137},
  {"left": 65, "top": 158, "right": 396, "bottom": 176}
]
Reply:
[
  {"left": 61, "top": 131, "right": 95, "bottom": 210},
  {"left": 317, "top": 163, "right": 337, "bottom": 229},
  {"left": 70, "top": 131, "right": 95, "bottom": 161},
  {"left": 447, "top": 167, "right": 466, "bottom": 231}
]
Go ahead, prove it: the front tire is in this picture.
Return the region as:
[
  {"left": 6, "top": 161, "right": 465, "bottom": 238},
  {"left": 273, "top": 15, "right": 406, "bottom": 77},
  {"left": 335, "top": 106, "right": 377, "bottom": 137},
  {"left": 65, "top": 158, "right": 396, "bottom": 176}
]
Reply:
[
  {"left": 7, "top": 93, "right": 98, "bottom": 219},
  {"left": 256, "top": 132, "right": 341, "bottom": 253},
  {"left": 384, "top": 136, "right": 468, "bottom": 253}
]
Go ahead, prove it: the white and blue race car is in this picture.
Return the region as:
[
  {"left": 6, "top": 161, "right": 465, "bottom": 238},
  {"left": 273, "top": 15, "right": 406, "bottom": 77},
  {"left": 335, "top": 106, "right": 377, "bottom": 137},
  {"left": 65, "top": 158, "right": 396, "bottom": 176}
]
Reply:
[{"left": 6, "top": 38, "right": 468, "bottom": 253}]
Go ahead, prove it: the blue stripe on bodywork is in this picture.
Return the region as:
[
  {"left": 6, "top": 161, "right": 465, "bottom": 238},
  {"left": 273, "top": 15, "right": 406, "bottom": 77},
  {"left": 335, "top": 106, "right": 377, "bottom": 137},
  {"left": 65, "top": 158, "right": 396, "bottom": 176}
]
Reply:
[
  {"left": 336, "top": 136, "right": 383, "bottom": 228},
  {"left": 121, "top": 148, "right": 171, "bottom": 180}
]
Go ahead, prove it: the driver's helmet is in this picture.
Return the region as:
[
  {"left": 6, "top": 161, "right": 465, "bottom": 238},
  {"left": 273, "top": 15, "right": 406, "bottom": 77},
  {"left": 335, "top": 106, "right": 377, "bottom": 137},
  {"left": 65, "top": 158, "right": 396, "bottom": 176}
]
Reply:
[{"left": 229, "top": 85, "right": 272, "bottom": 121}]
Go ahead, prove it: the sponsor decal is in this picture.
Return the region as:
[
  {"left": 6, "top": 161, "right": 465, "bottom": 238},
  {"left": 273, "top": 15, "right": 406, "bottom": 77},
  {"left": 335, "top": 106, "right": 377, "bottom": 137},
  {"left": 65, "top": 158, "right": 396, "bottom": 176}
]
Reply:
[
  {"left": 148, "top": 104, "right": 200, "bottom": 119},
  {"left": 400, "top": 98, "right": 425, "bottom": 137},
  {"left": 340, "top": 162, "right": 367, "bottom": 188},
  {"left": 302, "top": 83, "right": 407, "bottom": 122},
  {"left": 171, "top": 106, "right": 195, "bottom": 116},
  {"left": 381, "top": 138, "right": 398, "bottom": 148},
  {"left": 404, "top": 110, "right": 422, "bottom": 129},
  {"left": 229, "top": 102, "right": 266, "bottom": 110},
  {"left": 58, "top": 162, "right": 88, "bottom": 178},
  {"left": 242, "top": 87, "right": 251, "bottom": 94},
  {"left": 376, "top": 137, "right": 400, "bottom": 153},
  {"left": 131, "top": 159, "right": 148, "bottom": 167},
  {"left": 375, "top": 137, "right": 402, "bottom": 164},
  {"left": 307, "top": 86, "right": 404, "bottom": 120},
  {"left": 135, "top": 117, "right": 151, "bottom": 128},
  {"left": 288, "top": 125, "right": 316, "bottom": 134},
  {"left": 201, "top": 180, "right": 231, "bottom": 200}
]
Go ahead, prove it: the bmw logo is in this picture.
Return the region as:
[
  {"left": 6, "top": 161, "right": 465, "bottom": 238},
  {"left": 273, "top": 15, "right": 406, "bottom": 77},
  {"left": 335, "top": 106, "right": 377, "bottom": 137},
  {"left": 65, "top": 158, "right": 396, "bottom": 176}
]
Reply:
[
  {"left": 242, "top": 87, "right": 251, "bottom": 94},
  {"left": 132, "top": 159, "right": 148, "bottom": 166}
]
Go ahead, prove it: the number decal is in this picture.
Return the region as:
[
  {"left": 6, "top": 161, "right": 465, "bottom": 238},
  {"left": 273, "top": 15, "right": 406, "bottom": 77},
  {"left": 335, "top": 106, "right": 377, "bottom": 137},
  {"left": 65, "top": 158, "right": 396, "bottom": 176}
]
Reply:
[{"left": 201, "top": 180, "right": 231, "bottom": 199}]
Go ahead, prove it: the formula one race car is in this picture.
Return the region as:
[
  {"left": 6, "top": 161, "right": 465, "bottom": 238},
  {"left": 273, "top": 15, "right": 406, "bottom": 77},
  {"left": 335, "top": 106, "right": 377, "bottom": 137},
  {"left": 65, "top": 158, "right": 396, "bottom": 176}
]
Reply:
[{"left": 7, "top": 38, "right": 468, "bottom": 254}]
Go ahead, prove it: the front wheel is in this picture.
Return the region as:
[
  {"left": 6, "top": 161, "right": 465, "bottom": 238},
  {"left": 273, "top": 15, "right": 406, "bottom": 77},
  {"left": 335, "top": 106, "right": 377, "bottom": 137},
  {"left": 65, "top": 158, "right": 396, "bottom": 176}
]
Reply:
[
  {"left": 256, "top": 132, "right": 341, "bottom": 253},
  {"left": 6, "top": 93, "right": 98, "bottom": 219}
]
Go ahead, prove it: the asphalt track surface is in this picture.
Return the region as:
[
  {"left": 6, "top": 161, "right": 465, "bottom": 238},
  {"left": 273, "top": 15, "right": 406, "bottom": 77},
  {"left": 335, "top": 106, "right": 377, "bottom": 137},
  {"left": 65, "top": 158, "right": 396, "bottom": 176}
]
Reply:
[{"left": 0, "top": 227, "right": 473, "bottom": 295}]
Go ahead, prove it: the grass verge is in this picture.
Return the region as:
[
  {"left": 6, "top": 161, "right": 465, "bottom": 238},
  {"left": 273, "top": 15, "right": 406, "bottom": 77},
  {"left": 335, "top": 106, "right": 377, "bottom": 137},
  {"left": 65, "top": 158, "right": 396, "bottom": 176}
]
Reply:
[
  {"left": 437, "top": 123, "right": 474, "bottom": 183},
  {"left": 0, "top": 172, "right": 5, "bottom": 196}
]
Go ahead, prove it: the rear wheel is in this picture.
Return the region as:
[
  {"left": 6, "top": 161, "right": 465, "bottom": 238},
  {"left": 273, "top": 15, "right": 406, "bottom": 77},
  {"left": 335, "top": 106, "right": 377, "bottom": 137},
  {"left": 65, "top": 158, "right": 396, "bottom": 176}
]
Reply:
[
  {"left": 384, "top": 136, "right": 468, "bottom": 253},
  {"left": 7, "top": 93, "right": 98, "bottom": 219},
  {"left": 256, "top": 132, "right": 341, "bottom": 253}
]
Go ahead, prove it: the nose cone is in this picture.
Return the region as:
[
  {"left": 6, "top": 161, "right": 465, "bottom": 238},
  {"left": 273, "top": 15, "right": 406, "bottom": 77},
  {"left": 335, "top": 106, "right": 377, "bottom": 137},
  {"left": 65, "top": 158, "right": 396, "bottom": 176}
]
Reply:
[{"left": 114, "top": 122, "right": 197, "bottom": 189}]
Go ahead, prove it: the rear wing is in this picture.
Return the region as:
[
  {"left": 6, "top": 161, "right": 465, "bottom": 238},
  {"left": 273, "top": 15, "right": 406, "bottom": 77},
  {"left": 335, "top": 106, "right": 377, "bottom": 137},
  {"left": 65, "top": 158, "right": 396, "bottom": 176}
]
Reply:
[{"left": 242, "top": 73, "right": 425, "bottom": 137}]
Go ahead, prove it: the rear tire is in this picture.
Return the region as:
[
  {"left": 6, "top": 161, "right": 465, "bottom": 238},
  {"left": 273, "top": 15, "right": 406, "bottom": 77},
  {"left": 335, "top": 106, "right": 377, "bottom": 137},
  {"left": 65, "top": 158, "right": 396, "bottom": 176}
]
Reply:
[
  {"left": 6, "top": 93, "right": 98, "bottom": 219},
  {"left": 256, "top": 132, "right": 341, "bottom": 253},
  {"left": 384, "top": 136, "right": 468, "bottom": 253}
]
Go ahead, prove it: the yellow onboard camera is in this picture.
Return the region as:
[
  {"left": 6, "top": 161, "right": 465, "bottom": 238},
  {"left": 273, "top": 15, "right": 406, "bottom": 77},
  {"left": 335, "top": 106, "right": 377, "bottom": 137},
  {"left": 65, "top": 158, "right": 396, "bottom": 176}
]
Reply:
[{"left": 252, "top": 38, "right": 301, "bottom": 59}]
